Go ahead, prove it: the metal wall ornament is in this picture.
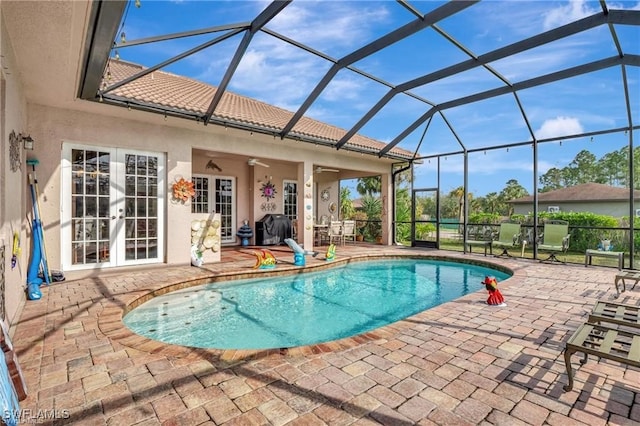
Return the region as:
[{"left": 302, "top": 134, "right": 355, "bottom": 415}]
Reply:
[
  {"left": 260, "top": 180, "right": 277, "bottom": 200},
  {"left": 260, "top": 202, "right": 277, "bottom": 212},
  {"left": 8, "top": 130, "right": 21, "bottom": 172}
]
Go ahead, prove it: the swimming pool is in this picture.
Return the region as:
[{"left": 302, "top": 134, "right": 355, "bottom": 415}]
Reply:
[{"left": 123, "top": 258, "right": 511, "bottom": 350}]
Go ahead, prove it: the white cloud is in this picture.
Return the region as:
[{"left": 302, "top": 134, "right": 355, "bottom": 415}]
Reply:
[
  {"left": 535, "top": 116, "right": 584, "bottom": 139},
  {"left": 267, "top": 1, "right": 391, "bottom": 52},
  {"left": 542, "top": 0, "right": 600, "bottom": 30},
  {"left": 223, "top": 1, "right": 391, "bottom": 112}
]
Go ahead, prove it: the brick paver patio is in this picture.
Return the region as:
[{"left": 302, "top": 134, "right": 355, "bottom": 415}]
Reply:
[{"left": 9, "top": 244, "right": 640, "bottom": 425}]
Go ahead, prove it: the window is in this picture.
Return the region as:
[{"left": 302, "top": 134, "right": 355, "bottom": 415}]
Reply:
[{"left": 283, "top": 180, "right": 298, "bottom": 221}]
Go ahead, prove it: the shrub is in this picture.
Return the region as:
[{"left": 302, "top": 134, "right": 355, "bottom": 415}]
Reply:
[{"left": 524, "top": 211, "right": 620, "bottom": 252}]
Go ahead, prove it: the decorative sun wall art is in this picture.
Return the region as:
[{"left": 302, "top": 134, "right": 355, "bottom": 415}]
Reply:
[
  {"left": 260, "top": 180, "right": 277, "bottom": 200},
  {"left": 172, "top": 177, "right": 196, "bottom": 203}
]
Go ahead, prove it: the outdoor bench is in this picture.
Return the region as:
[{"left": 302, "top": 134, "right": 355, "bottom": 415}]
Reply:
[
  {"left": 465, "top": 240, "right": 492, "bottom": 256},
  {"left": 584, "top": 249, "right": 624, "bottom": 271}
]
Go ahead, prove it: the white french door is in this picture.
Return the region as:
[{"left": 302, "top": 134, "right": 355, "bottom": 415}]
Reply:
[
  {"left": 192, "top": 174, "right": 236, "bottom": 244},
  {"left": 61, "top": 144, "right": 165, "bottom": 270}
]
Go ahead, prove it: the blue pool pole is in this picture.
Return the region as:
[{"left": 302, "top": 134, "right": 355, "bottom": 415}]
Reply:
[{"left": 26, "top": 220, "right": 43, "bottom": 300}]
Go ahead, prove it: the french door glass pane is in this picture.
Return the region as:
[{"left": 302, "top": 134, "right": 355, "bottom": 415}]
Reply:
[
  {"left": 284, "top": 181, "right": 297, "bottom": 220},
  {"left": 124, "top": 154, "right": 160, "bottom": 261},
  {"left": 70, "top": 148, "right": 111, "bottom": 265},
  {"left": 216, "top": 178, "right": 233, "bottom": 242},
  {"left": 192, "top": 176, "right": 210, "bottom": 213}
]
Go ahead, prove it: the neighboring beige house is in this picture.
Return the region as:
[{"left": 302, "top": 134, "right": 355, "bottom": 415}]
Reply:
[
  {"left": 509, "top": 183, "right": 640, "bottom": 217},
  {"left": 0, "top": 2, "right": 411, "bottom": 325}
]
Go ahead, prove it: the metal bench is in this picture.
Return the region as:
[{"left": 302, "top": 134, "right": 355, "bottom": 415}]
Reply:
[
  {"left": 563, "top": 322, "right": 640, "bottom": 391},
  {"left": 584, "top": 249, "right": 624, "bottom": 270},
  {"left": 465, "top": 240, "right": 492, "bottom": 256},
  {"left": 614, "top": 271, "right": 640, "bottom": 295}
]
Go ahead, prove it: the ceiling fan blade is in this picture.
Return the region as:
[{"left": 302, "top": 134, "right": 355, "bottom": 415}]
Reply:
[
  {"left": 315, "top": 167, "right": 339, "bottom": 173},
  {"left": 248, "top": 158, "right": 270, "bottom": 167}
]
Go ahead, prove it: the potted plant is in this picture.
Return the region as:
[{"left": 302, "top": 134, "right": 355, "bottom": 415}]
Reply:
[{"left": 352, "top": 211, "right": 368, "bottom": 241}]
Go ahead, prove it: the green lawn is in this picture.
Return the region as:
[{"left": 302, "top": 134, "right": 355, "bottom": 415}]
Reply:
[{"left": 437, "top": 239, "right": 633, "bottom": 269}]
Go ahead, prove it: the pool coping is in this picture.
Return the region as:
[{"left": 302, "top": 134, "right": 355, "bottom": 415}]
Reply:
[{"left": 97, "top": 252, "right": 522, "bottom": 367}]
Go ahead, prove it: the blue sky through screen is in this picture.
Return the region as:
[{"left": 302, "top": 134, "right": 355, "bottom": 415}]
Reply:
[{"left": 114, "top": 0, "right": 640, "bottom": 196}]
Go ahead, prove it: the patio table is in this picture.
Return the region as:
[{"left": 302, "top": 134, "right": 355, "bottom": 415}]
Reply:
[
  {"left": 614, "top": 270, "right": 640, "bottom": 295},
  {"left": 588, "top": 300, "right": 640, "bottom": 329},
  {"left": 563, "top": 322, "right": 640, "bottom": 392}
]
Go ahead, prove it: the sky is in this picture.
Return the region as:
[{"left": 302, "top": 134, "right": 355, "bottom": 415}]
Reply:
[{"left": 114, "top": 0, "right": 640, "bottom": 196}]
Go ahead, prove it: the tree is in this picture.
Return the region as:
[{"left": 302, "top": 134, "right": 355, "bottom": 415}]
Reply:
[
  {"left": 483, "top": 192, "right": 500, "bottom": 214},
  {"left": 361, "top": 194, "right": 382, "bottom": 240},
  {"left": 499, "top": 179, "right": 528, "bottom": 217},
  {"left": 539, "top": 167, "right": 565, "bottom": 192},
  {"left": 356, "top": 176, "right": 381, "bottom": 197},
  {"left": 394, "top": 187, "right": 412, "bottom": 243},
  {"left": 598, "top": 150, "right": 626, "bottom": 186},
  {"left": 339, "top": 186, "right": 354, "bottom": 220},
  {"left": 567, "top": 150, "right": 598, "bottom": 185},
  {"left": 539, "top": 146, "right": 640, "bottom": 192},
  {"left": 451, "top": 186, "right": 465, "bottom": 225}
]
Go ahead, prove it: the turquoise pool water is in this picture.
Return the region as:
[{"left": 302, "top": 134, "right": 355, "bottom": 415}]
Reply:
[{"left": 123, "top": 259, "right": 511, "bottom": 350}]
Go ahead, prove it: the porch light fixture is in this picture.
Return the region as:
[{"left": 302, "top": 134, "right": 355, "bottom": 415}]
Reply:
[{"left": 20, "top": 134, "right": 34, "bottom": 150}]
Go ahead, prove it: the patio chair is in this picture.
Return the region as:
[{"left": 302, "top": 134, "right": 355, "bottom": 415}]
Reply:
[
  {"left": 491, "top": 222, "right": 522, "bottom": 257},
  {"left": 342, "top": 220, "right": 356, "bottom": 244},
  {"left": 465, "top": 224, "right": 494, "bottom": 256},
  {"left": 537, "top": 220, "right": 571, "bottom": 263},
  {"left": 314, "top": 216, "right": 330, "bottom": 245},
  {"left": 328, "top": 221, "right": 344, "bottom": 245}
]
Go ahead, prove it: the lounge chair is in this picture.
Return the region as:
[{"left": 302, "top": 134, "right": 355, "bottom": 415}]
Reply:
[
  {"left": 537, "top": 220, "right": 570, "bottom": 263},
  {"left": 491, "top": 223, "right": 522, "bottom": 257}
]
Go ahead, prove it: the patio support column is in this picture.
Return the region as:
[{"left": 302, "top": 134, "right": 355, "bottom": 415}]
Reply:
[
  {"left": 381, "top": 171, "right": 392, "bottom": 245},
  {"left": 297, "top": 162, "right": 315, "bottom": 250}
]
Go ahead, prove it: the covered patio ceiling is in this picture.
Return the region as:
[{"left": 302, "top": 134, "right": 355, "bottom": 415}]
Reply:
[{"left": 79, "top": 0, "right": 639, "bottom": 161}]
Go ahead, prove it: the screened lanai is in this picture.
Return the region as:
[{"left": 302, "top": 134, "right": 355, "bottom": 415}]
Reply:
[{"left": 83, "top": 0, "right": 639, "bottom": 266}]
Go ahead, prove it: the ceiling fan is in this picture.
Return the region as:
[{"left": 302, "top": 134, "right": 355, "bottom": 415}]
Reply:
[
  {"left": 248, "top": 158, "right": 270, "bottom": 167},
  {"left": 315, "top": 166, "right": 339, "bottom": 173}
]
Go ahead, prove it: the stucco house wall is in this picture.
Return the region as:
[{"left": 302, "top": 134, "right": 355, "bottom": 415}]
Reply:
[
  {"left": 27, "top": 103, "right": 388, "bottom": 271},
  {"left": 510, "top": 183, "right": 640, "bottom": 218},
  {"left": 512, "top": 201, "right": 634, "bottom": 217},
  {"left": 1, "top": 15, "right": 29, "bottom": 325}
]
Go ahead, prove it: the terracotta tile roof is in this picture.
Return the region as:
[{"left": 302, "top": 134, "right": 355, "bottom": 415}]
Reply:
[
  {"left": 105, "top": 60, "right": 413, "bottom": 159},
  {"left": 509, "top": 183, "right": 640, "bottom": 203}
]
